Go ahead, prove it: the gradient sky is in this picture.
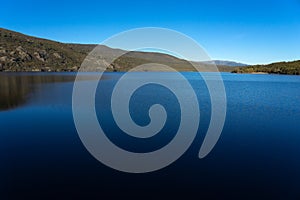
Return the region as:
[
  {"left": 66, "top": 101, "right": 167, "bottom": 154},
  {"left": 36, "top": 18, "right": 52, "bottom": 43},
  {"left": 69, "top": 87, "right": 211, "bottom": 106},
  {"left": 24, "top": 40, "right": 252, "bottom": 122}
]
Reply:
[{"left": 1, "top": 0, "right": 300, "bottom": 64}]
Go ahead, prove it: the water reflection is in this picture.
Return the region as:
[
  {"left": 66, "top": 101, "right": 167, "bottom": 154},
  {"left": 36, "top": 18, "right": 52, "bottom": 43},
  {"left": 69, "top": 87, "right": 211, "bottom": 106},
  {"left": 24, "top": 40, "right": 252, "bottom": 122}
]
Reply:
[{"left": 0, "top": 73, "right": 76, "bottom": 111}]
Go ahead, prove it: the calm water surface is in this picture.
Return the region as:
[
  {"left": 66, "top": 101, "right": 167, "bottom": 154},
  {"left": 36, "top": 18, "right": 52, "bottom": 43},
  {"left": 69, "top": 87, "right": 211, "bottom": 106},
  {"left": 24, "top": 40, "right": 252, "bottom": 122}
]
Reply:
[{"left": 1, "top": 72, "right": 300, "bottom": 199}]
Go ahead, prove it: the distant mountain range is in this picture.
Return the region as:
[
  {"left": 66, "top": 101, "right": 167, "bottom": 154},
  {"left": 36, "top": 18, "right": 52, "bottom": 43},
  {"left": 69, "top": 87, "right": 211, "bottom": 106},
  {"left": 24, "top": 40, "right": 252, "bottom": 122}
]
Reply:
[
  {"left": 0, "top": 27, "right": 298, "bottom": 74},
  {"left": 202, "top": 60, "right": 248, "bottom": 67}
]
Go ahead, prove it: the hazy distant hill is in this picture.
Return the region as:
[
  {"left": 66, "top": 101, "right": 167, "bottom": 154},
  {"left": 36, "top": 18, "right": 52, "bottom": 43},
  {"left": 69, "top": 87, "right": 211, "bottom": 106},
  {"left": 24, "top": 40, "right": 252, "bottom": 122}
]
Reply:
[
  {"left": 202, "top": 60, "right": 248, "bottom": 67},
  {"left": 0, "top": 28, "right": 239, "bottom": 72},
  {"left": 232, "top": 60, "right": 300, "bottom": 75}
]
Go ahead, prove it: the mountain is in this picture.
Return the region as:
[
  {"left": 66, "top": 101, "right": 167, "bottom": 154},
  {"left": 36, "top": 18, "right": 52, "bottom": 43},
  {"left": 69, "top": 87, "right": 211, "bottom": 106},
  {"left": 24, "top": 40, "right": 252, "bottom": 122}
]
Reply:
[
  {"left": 202, "top": 60, "right": 248, "bottom": 67},
  {"left": 232, "top": 60, "right": 300, "bottom": 75},
  {"left": 0, "top": 28, "right": 96, "bottom": 72},
  {"left": 0, "top": 28, "right": 239, "bottom": 72}
]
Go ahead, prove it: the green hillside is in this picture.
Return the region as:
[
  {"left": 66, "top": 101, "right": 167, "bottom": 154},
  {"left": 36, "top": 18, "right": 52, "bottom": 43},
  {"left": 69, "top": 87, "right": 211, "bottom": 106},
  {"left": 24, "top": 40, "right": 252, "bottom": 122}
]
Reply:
[
  {"left": 0, "top": 28, "right": 235, "bottom": 72},
  {"left": 0, "top": 28, "right": 97, "bottom": 71},
  {"left": 232, "top": 60, "right": 300, "bottom": 75}
]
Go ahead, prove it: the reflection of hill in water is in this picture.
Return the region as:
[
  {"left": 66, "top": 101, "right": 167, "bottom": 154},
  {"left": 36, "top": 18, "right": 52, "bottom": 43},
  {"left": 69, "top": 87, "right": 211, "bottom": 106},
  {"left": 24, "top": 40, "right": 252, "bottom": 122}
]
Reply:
[{"left": 0, "top": 73, "right": 76, "bottom": 111}]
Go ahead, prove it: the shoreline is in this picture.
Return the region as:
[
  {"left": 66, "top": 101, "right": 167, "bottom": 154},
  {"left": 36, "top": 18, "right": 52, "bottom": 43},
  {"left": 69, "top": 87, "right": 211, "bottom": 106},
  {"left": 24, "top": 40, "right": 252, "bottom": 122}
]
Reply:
[
  {"left": 249, "top": 72, "right": 269, "bottom": 74},
  {"left": 232, "top": 71, "right": 299, "bottom": 76},
  {"left": 1, "top": 71, "right": 299, "bottom": 75}
]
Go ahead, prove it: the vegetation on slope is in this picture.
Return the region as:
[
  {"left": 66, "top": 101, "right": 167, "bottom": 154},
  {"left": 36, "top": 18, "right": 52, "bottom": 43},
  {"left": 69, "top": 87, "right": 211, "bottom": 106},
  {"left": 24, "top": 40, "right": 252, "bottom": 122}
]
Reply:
[
  {"left": 0, "top": 28, "right": 238, "bottom": 72},
  {"left": 0, "top": 28, "right": 97, "bottom": 71},
  {"left": 232, "top": 60, "right": 300, "bottom": 75}
]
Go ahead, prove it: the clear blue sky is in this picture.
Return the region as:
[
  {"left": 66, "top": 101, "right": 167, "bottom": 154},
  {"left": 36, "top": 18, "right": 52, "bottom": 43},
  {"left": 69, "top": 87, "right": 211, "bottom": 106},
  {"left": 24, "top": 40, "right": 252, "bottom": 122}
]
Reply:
[{"left": 1, "top": 0, "right": 300, "bottom": 64}]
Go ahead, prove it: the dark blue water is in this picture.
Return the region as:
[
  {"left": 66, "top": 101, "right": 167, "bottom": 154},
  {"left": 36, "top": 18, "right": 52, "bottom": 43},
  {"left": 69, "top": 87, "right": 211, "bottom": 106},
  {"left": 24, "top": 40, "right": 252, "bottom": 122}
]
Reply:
[{"left": 1, "top": 72, "right": 300, "bottom": 199}]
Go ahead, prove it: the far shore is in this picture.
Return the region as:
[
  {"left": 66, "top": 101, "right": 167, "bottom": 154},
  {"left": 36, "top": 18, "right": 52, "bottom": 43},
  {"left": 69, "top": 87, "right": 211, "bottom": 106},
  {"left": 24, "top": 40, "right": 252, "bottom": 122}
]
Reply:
[
  {"left": 1, "top": 71, "right": 300, "bottom": 75},
  {"left": 249, "top": 72, "right": 269, "bottom": 74}
]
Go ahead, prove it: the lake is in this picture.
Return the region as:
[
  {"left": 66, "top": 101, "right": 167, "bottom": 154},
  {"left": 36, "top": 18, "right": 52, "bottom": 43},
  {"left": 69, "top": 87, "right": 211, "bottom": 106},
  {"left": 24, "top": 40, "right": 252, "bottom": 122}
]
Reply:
[{"left": 1, "top": 72, "right": 300, "bottom": 199}]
